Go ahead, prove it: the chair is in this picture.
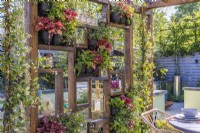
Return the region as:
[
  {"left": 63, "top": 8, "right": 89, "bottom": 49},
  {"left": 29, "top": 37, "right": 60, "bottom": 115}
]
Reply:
[{"left": 141, "top": 109, "right": 183, "bottom": 133}]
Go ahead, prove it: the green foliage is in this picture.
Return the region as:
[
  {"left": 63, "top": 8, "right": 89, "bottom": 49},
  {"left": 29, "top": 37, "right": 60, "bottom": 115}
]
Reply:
[
  {"left": 154, "top": 10, "right": 200, "bottom": 57},
  {"left": 154, "top": 66, "right": 168, "bottom": 81},
  {"left": 0, "top": 1, "right": 38, "bottom": 132},
  {"left": 131, "top": 13, "right": 154, "bottom": 132},
  {"left": 75, "top": 50, "right": 94, "bottom": 76},
  {"left": 77, "top": 92, "right": 88, "bottom": 104},
  {"left": 156, "top": 120, "right": 175, "bottom": 130},
  {"left": 174, "top": 3, "right": 200, "bottom": 20},
  {"left": 110, "top": 97, "right": 134, "bottom": 133},
  {"left": 58, "top": 113, "right": 85, "bottom": 133}
]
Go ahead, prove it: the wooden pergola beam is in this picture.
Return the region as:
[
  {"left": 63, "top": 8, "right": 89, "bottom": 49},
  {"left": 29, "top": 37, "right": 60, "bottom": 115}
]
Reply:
[{"left": 146, "top": 0, "right": 200, "bottom": 9}]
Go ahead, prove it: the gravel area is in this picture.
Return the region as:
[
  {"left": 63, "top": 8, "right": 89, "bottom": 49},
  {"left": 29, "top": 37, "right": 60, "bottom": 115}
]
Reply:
[{"left": 166, "top": 102, "right": 184, "bottom": 115}]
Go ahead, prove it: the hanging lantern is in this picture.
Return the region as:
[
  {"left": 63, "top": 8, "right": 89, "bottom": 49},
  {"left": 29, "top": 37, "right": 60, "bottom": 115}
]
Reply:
[{"left": 42, "top": 53, "right": 54, "bottom": 68}]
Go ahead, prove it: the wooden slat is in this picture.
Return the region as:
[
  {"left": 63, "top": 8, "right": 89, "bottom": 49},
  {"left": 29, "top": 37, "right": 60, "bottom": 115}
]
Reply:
[
  {"left": 77, "top": 77, "right": 109, "bottom": 82},
  {"left": 109, "top": 22, "right": 130, "bottom": 29},
  {"left": 88, "top": 0, "right": 109, "bottom": 4},
  {"left": 103, "top": 80, "right": 110, "bottom": 133},
  {"left": 125, "top": 25, "right": 133, "bottom": 91},
  {"left": 146, "top": 0, "right": 200, "bottom": 9},
  {"left": 110, "top": 91, "right": 123, "bottom": 97},
  {"left": 88, "top": 79, "right": 92, "bottom": 118},
  {"left": 55, "top": 72, "right": 64, "bottom": 115},
  {"left": 29, "top": 1, "right": 38, "bottom": 133},
  {"left": 77, "top": 103, "right": 90, "bottom": 111},
  {"left": 38, "top": 44, "right": 74, "bottom": 51},
  {"left": 38, "top": 68, "right": 64, "bottom": 73},
  {"left": 68, "top": 51, "right": 77, "bottom": 112}
]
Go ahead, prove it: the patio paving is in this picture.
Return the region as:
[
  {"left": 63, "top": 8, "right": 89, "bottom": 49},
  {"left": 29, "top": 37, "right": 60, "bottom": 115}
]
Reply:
[{"left": 166, "top": 102, "right": 184, "bottom": 115}]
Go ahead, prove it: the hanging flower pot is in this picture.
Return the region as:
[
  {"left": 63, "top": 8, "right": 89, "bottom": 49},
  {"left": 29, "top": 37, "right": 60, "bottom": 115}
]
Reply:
[
  {"left": 38, "top": 30, "right": 52, "bottom": 44},
  {"left": 125, "top": 18, "right": 132, "bottom": 26},
  {"left": 42, "top": 53, "right": 54, "bottom": 68},
  {"left": 51, "top": 34, "right": 62, "bottom": 45},
  {"left": 110, "top": 12, "right": 121, "bottom": 24},
  {"left": 38, "top": 2, "right": 50, "bottom": 16}
]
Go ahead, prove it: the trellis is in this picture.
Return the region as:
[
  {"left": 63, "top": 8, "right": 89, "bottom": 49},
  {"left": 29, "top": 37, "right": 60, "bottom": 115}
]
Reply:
[{"left": 26, "top": 0, "right": 200, "bottom": 133}]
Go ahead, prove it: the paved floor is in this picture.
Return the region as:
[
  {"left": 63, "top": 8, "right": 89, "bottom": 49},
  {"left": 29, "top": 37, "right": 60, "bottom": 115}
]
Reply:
[{"left": 166, "top": 102, "right": 184, "bottom": 115}]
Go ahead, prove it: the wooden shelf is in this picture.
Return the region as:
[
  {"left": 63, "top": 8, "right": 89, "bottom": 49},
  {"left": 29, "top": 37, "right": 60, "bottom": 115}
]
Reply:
[
  {"left": 111, "top": 91, "right": 123, "bottom": 97},
  {"left": 109, "top": 22, "right": 130, "bottom": 29},
  {"left": 88, "top": 0, "right": 108, "bottom": 5},
  {"left": 78, "top": 24, "right": 98, "bottom": 29},
  {"left": 39, "top": 68, "right": 64, "bottom": 73},
  {"left": 77, "top": 103, "right": 90, "bottom": 111},
  {"left": 38, "top": 44, "right": 74, "bottom": 52},
  {"left": 87, "top": 118, "right": 109, "bottom": 126},
  {"left": 77, "top": 77, "right": 109, "bottom": 82}
]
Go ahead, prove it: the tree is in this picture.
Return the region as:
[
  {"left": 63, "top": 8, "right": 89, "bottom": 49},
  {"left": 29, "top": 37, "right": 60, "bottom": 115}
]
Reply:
[{"left": 173, "top": 3, "right": 200, "bottom": 20}]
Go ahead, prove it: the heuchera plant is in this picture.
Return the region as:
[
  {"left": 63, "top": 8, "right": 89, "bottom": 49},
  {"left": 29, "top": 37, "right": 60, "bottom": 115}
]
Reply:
[
  {"left": 92, "top": 51, "right": 104, "bottom": 68},
  {"left": 98, "top": 39, "right": 112, "bottom": 51},
  {"left": 37, "top": 116, "right": 64, "bottom": 133},
  {"left": 120, "top": 95, "right": 134, "bottom": 111},
  {"left": 36, "top": 17, "right": 65, "bottom": 36},
  {"left": 112, "top": 2, "right": 134, "bottom": 18}
]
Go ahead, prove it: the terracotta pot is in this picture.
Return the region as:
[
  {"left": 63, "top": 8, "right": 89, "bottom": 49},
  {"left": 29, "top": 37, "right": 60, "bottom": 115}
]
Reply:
[
  {"left": 38, "top": 2, "right": 50, "bottom": 16},
  {"left": 38, "top": 30, "right": 52, "bottom": 44},
  {"left": 51, "top": 34, "right": 62, "bottom": 45},
  {"left": 110, "top": 12, "right": 121, "bottom": 24}
]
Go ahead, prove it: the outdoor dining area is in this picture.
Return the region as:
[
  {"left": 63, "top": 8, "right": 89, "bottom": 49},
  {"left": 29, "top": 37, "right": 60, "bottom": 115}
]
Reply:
[{"left": 0, "top": 0, "right": 200, "bottom": 133}]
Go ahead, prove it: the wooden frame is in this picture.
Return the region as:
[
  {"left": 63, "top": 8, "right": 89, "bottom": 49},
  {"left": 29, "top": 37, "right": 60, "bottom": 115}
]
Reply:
[
  {"left": 39, "top": 68, "right": 64, "bottom": 115},
  {"left": 108, "top": 70, "right": 125, "bottom": 97},
  {"left": 27, "top": 0, "right": 200, "bottom": 132}
]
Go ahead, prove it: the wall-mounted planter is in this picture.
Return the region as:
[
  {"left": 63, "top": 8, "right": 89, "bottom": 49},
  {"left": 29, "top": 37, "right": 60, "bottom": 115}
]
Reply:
[
  {"left": 78, "top": 66, "right": 100, "bottom": 77},
  {"left": 88, "top": 39, "right": 98, "bottom": 51},
  {"left": 38, "top": 2, "right": 50, "bottom": 16},
  {"left": 51, "top": 34, "right": 62, "bottom": 45},
  {"left": 125, "top": 18, "right": 132, "bottom": 26},
  {"left": 38, "top": 30, "right": 52, "bottom": 44},
  {"left": 110, "top": 12, "right": 121, "bottom": 24}
]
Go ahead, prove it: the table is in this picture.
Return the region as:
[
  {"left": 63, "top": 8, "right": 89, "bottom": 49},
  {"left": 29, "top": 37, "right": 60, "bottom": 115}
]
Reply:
[{"left": 169, "top": 118, "right": 200, "bottom": 133}]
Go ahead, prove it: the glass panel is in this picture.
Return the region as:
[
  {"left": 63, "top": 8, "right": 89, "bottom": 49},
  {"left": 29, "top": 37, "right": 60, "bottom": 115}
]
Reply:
[
  {"left": 91, "top": 80, "right": 104, "bottom": 119},
  {"left": 110, "top": 73, "right": 123, "bottom": 93},
  {"left": 76, "top": 28, "right": 85, "bottom": 46},
  {"left": 77, "top": 82, "right": 89, "bottom": 104},
  {"left": 38, "top": 73, "right": 56, "bottom": 116}
]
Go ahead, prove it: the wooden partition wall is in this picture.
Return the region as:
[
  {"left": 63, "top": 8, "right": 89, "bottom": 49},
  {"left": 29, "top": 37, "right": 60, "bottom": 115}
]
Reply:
[{"left": 28, "top": 0, "right": 199, "bottom": 132}]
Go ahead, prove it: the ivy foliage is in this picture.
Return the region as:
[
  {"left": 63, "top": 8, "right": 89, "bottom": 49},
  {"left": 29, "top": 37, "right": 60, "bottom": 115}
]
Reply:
[
  {"left": 0, "top": 1, "right": 38, "bottom": 132},
  {"left": 131, "top": 11, "right": 154, "bottom": 133}
]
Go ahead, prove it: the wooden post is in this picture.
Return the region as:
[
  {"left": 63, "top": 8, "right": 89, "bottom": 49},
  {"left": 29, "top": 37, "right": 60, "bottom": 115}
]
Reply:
[
  {"left": 68, "top": 51, "right": 77, "bottom": 112},
  {"left": 55, "top": 72, "right": 64, "bottom": 115},
  {"left": 29, "top": 1, "right": 38, "bottom": 133},
  {"left": 125, "top": 26, "right": 133, "bottom": 91},
  {"left": 145, "top": 9, "right": 153, "bottom": 110},
  {"left": 103, "top": 80, "right": 110, "bottom": 133}
]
